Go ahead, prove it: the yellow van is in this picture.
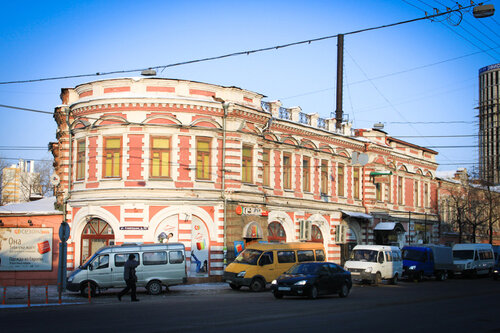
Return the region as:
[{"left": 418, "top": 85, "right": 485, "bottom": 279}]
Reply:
[{"left": 223, "top": 242, "right": 326, "bottom": 291}]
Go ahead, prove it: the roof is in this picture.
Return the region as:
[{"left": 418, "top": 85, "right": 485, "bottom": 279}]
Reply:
[
  {"left": 0, "top": 197, "right": 62, "bottom": 215},
  {"left": 374, "top": 222, "right": 406, "bottom": 232},
  {"left": 341, "top": 210, "right": 373, "bottom": 220}
]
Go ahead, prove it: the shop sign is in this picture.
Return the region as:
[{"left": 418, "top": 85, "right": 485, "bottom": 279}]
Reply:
[
  {"left": 414, "top": 224, "right": 429, "bottom": 232},
  {"left": 0, "top": 227, "right": 53, "bottom": 271},
  {"left": 235, "top": 206, "right": 269, "bottom": 216}
]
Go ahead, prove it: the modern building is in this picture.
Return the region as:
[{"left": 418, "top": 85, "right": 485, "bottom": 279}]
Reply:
[
  {"left": 49, "top": 77, "right": 440, "bottom": 279},
  {"left": 1, "top": 159, "right": 42, "bottom": 205},
  {"left": 478, "top": 63, "right": 500, "bottom": 184}
]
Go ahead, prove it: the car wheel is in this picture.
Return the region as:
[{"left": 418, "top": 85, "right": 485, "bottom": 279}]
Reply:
[
  {"left": 389, "top": 274, "right": 398, "bottom": 285},
  {"left": 339, "top": 283, "right": 350, "bottom": 298},
  {"left": 250, "top": 278, "right": 265, "bottom": 292},
  {"left": 229, "top": 283, "right": 241, "bottom": 290},
  {"left": 436, "top": 271, "right": 444, "bottom": 281},
  {"left": 414, "top": 271, "right": 423, "bottom": 282},
  {"left": 373, "top": 272, "right": 382, "bottom": 286},
  {"left": 273, "top": 291, "right": 283, "bottom": 299},
  {"left": 308, "top": 285, "right": 318, "bottom": 299},
  {"left": 80, "top": 281, "right": 96, "bottom": 297},
  {"left": 146, "top": 280, "right": 162, "bottom": 295}
]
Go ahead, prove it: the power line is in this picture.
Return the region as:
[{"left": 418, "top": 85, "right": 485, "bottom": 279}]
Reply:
[
  {"left": 0, "top": 104, "right": 53, "bottom": 115},
  {"left": 0, "top": 4, "right": 479, "bottom": 86}
]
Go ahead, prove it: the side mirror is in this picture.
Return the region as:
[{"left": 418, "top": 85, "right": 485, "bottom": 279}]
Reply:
[{"left": 88, "top": 265, "right": 93, "bottom": 271}]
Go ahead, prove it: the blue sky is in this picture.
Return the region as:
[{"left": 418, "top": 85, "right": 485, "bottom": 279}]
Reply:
[{"left": 0, "top": 0, "right": 499, "bottom": 173}]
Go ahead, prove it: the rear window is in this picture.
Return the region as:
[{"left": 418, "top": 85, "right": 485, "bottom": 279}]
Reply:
[
  {"left": 315, "top": 249, "right": 326, "bottom": 261},
  {"left": 143, "top": 252, "right": 168, "bottom": 265},
  {"left": 169, "top": 251, "right": 184, "bottom": 264},
  {"left": 115, "top": 253, "right": 140, "bottom": 267},
  {"left": 277, "top": 251, "right": 296, "bottom": 263},
  {"left": 297, "top": 250, "right": 315, "bottom": 262}
]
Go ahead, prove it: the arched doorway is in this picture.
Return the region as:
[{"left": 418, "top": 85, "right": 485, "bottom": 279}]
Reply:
[
  {"left": 268, "top": 222, "right": 286, "bottom": 243},
  {"left": 81, "top": 219, "right": 114, "bottom": 264},
  {"left": 311, "top": 225, "right": 323, "bottom": 243}
]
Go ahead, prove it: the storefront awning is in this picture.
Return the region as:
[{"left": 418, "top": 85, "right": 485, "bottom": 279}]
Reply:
[
  {"left": 374, "top": 222, "right": 406, "bottom": 232},
  {"left": 341, "top": 210, "right": 373, "bottom": 221}
]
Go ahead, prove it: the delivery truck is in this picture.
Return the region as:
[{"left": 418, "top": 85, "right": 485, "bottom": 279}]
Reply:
[{"left": 402, "top": 244, "right": 455, "bottom": 281}]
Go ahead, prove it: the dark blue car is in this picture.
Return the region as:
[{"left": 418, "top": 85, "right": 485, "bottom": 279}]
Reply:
[{"left": 270, "top": 262, "right": 352, "bottom": 299}]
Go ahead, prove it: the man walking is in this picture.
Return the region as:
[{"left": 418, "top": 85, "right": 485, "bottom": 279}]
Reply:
[{"left": 118, "top": 254, "right": 139, "bottom": 302}]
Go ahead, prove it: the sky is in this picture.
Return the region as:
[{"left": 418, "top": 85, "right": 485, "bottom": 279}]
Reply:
[{"left": 0, "top": 0, "right": 499, "bottom": 174}]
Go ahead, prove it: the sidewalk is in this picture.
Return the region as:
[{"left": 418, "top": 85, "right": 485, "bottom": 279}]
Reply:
[{"left": 0, "top": 282, "right": 229, "bottom": 308}]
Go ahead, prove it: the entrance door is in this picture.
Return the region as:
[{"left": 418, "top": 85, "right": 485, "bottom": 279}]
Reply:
[
  {"left": 81, "top": 219, "right": 115, "bottom": 264},
  {"left": 268, "top": 222, "right": 286, "bottom": 243}
]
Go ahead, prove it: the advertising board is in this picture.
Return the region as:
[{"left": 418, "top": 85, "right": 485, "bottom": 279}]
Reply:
[{"left": 0, "top": 227, "right": 53, "bottom": 271}]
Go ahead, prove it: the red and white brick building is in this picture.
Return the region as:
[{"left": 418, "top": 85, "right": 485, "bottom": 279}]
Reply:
[{"left": 50, "top": 77, "right": 440, "bottom": 279}]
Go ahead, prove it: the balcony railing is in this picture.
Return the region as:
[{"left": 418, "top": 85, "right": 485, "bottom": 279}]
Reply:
[
  {"left": 261, "top": 101, "right": 270, "bottom": 113},
  {"left": 279, "top": 107, "right": 291, "bottom": 120},
  {"left": 299, "top": 112, "right": 311, "bottom": 125},
  {"left": 318, "top": 117, "right": 326, "bottom": 129}
]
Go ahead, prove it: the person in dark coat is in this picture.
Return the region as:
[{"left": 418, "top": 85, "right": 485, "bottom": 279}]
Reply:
[{"left": 118, "top": 254, "right": 139, "bottom": 302}]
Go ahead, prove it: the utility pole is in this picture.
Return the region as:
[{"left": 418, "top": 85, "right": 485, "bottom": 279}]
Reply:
[{"left": 335, "top": 34, "right": 344, "bottom": 130}]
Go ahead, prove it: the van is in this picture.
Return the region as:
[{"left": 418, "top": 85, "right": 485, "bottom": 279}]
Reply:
[
  {"left": 223, "top": 242, "right": 326, "bottom": 292},
  {"left": 344, "top": 245, "right": 402, "bottom": 285},
  {"left": 402, "top": 245, "right": 455, "bottom": 281},
  {"left": 66, "top": 243, "right": 187, "bottom": 296},
  {"left": 452, "top": 243, "right": 495, "bottom": 276}
]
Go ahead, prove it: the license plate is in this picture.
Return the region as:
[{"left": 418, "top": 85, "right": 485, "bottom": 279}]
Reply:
[
  {"left": 226, "top": 280, "right": 232, "bottom": 283},
  {"left": 278, "top": 287, "right": 291, "bottom": 291}
]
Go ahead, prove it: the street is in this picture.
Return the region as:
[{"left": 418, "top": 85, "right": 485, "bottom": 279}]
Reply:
[{"left": 1, "top": 278, "right": 499, "bottom": 333}]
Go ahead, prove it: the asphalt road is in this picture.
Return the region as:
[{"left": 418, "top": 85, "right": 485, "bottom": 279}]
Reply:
[{"left": 1, "top": 277, "right": 499, "bottom": 333}]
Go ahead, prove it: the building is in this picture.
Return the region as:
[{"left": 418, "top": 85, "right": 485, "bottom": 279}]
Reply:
[
  {"left": 0, "top": 197, "right": 63, "bottom": 286},
  {"left": 49, "top": 78, "right": 440, "bottom": 279},
  {"left": 1, "top": 159, "right": 42, "bottom": 205},
  {"left": 478, "top": 63, "right": 500, "bottom": 184}
]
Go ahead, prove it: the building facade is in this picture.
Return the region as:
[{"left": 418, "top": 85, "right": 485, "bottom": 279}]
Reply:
[
  {"left": 50, "top": 78, "right": 440, "bottom": 279},
  {"left": 1, "top": 159, "right": 41, "bottom": 205},
  {"left": 479, "top": 63, "right": 500, "bottom": 184}
]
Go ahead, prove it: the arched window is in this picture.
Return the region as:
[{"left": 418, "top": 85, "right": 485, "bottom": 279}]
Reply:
[
  {"left": 268, "top": 222, "right": 286, "bottom": 243},
  {"left": 311, "top": 225, "right": 323, "bottom": 243},
  {"left": 81, "top": 219, "right": 114, "bottom": 264}
]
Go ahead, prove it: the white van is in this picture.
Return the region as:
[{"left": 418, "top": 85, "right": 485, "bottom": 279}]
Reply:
[
  {"left": 344, "top": 245, "right": 403, "bottom": 285},
  {"left": 67, "top": 243, "right": 187, "bottom": 296},
  {"left": 452, "top": 243, "right": 495, "bottom": 276}
]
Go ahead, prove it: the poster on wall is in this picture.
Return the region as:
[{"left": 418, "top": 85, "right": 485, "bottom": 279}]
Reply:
[
  {"left": 155, "top": 217, "right": 178, "bottom": 244},
  {"left": 0, "top": 228, "right": 53, "bottom": 271},
  {"left": 190, "top": 217, "right": 209, "bottom": 277}
]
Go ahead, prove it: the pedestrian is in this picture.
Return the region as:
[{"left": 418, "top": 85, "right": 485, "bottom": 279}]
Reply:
[{"left": 118, "top": 254, "right": 139, "bottom": 302}]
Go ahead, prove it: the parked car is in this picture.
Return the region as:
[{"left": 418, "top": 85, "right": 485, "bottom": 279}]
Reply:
[
  {"left": 344, "top": 245, "right": 402, "bottom": 285},
  {"left": 452, "top": 243, "right": 495, "bottom": 277},
  {"left": 66, "top": 243, "right": 187, "bottom": 296},
  {"left": 493, "top": 264, "right": 500, "bottom": 280},
  {"left": 270, "top": 262, "right": 352, "bottom": 299},
  {"left": 402, "top": 245, "right": 455, "bottom": 281}
]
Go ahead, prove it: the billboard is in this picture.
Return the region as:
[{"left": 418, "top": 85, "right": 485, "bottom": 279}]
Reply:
[{"left": 0, "top": 228, "right": 53, "bottom": 271}]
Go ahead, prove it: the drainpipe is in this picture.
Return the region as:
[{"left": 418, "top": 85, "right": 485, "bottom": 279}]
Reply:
[
  {"left": 64, "top": 107, "right": 73, "bottom": 218},
  {"left": 221, "top": 102, "right": 229, "bottom": 269}
]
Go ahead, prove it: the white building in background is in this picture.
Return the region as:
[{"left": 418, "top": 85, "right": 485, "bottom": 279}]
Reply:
[{"left": 1, "top": 159, "right": 42, "bottom": 205}]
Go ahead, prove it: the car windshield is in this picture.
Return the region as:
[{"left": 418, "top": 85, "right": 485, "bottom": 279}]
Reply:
[
  {"left": 402, "top": 249, "right": 427, "bottom": 262},
  {"left": 286, "top": 263, "right": 319, "bottom": 275},
  {"left": 80, "top": 252, "right": 99, "bottom": 269},
  {"left": 453, "top": 250, "right": 474, "bottom": 260},
  {"left": 350, "top": 250, "right": 378, "bottom": 262},
  {"left": 234, "top": 249, "right": 263, "bottom": 265}
]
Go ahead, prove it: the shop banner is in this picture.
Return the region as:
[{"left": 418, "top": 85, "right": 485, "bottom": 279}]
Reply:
[{"left": 0, "top": 228, "right": 53, "bottom": 271}]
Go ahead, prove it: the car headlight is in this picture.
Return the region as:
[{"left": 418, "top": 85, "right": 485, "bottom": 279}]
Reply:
[
  {"left": 236, "top": 271, "right": 246, "bottom": 278},
  {"left": 294, "top": 280, "right": 307, "bottom": 286},
  {"left": 67, "top": 275, "right": 74, "bottom": 283},
  {"left": 493, "top": 269, "right": 498, "bottom": 274},
  {"left": 409, "top": 265, "right": 416, "bottom": 270},
  {"left": 271, "top": 280, "right": 277, "bottom": 285},
  {"left": 365, "top": 267, "right": 373, "bottom": 273}
]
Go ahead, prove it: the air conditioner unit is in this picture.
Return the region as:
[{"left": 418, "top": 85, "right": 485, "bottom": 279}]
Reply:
[{"left": 299, "top": 220, "right": 312, "bottom": 241}]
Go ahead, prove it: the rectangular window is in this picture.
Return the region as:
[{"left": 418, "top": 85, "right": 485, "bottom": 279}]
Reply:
[
  {"left": 277, "top": 250, "right": 296, "bottom": 263},
  {"left": 338, "top": 164, "right": 345, "bottom": 197},
  {"left": 169, "top": 251, "right": 184, "bottom": 264},
  {"left": 424, "top": 183, "right": 429, "bottom": 207},
  {"left": 76, "top": 139, "right": 86, "bottom": 180},
  {"left": 303, "top": 157, "right": 310, "bottom": 192},
  {"left": 388, "top": 175, "right": 392, "bottom": 203},
  {"left": 414, "top": 180, "right": 419, "bottom": 207},
  {"left": 376, "top": 183, "right": 382, "bottom": 201},
  {"left": 151, "top": 136, "right": 170, "bottom": 178},
  {"left": 283, "top": 153, "right": 291, "bottom": 189},
  {"left": 143, "top": 251, "right": 168, "bottom": 265},
  {"left": 398, "top": 176, "right": 403, "bottom": 205},
  {"left": 242, "top": 145, "right": 253, "bottom": 183},
  {"left": 103, "top": 137, "right": 122, "bottom": 178},
  {"left": 114, "top": 253, "right": 139, "bottom": 267},
  {"left": 321, "top": 160, "right": 328, "bottom": 195},
  {"left": 297, "top": 250, "right": 315, "bottom": 262},
  {"left": 196, "top": 138, "right": 211, "bottom": 180},
  {"left": 315, "top": 249, "right": 326, "bottom": 261},
  {"left": 262, "top": 149, "right": 270, "bottom": 187},
  {"left": 353, "top": 167, "right": 360, "bottom": 199}
]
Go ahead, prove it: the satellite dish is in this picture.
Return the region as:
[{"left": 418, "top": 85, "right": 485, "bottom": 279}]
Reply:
[{"left": 50, "top": 173, "right": 60, "bottom": 186}]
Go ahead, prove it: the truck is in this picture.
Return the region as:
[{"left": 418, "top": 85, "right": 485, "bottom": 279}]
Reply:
[{"left": 402, "top": 245, "right": 455, "bottom": 281}]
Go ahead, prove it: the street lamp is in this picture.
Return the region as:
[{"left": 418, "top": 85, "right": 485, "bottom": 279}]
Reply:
[{"left": 473, "top": 4, "right": 495, "bottom": 18}]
